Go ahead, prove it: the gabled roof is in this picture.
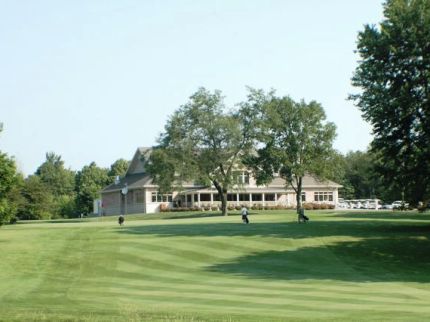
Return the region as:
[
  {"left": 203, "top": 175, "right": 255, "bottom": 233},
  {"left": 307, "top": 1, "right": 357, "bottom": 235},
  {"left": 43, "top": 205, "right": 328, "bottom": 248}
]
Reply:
[
  {"left": 102, "top": 173, "right": 153, "bottom": 193},
  {"left": 126, "top": 147, "right": 152, "bottom": 175},
  {"left": 269, "top": 175, "right": 342, "bottom": 188}
]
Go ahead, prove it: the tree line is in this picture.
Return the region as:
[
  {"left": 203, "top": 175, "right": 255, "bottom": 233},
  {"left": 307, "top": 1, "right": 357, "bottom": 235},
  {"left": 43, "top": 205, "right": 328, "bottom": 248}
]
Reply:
[{"left": 0, "top": 137, "right": 129, "bottom": 225}]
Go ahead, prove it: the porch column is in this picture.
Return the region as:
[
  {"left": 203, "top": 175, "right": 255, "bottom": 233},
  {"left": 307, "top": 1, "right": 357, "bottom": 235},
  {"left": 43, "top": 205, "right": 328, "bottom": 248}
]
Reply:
[
  {"left": 198, "top": 193, "right": 201, "bottom": 207},
  {"left": 236, "top": 193, "right": 240, "bottom": 205},
  {"left": 210, "top": 193, "right": 213, "bottom": 205},
  {"left": 262, "top": 193, "right": 265, "bottom": 207},
  {"left": 249, "top": 193, "right": 252, "bottom": 206},
  {"left": 275, "top": 193, "right": 278, "bottom": 205}
]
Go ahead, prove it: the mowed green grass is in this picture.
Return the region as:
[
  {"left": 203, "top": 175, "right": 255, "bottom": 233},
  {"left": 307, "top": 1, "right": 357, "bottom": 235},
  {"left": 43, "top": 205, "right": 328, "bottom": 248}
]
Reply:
[{"left": 1, "top": 211, "right": 430, "bottom": 321}]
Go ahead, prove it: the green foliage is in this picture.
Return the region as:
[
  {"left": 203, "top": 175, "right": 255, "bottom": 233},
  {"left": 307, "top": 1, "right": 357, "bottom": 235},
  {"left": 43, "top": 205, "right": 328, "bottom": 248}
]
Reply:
[
  {"left": 108, "top": 158, "right": 130, "bottom": 179},
  {"left": 147, "top": 88, "right": 259, "bottom": 215},
  {"left": 18, "top": 175, "right": 53, "bottom": 220},
  {"left": 351, "top": 0, "right": 430, "bottom": 204},
  {"left": 245, "top": 94, "right": 337, "bottom": 212},
  {"left": 54, "top": 194, "right": 77, "bottom": 219},
  {"left": 0, "top": 151, "right": 19, "bottom": 225},
  {"left": 75, "top": 162, "right": 109, "bottom": 214},
  {"left": 35, "top": 152, "right": 75, "bottom": 196}
]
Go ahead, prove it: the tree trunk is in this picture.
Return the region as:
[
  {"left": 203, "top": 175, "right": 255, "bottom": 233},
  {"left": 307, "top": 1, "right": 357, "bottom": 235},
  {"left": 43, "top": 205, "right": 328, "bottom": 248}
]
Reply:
[
  {"left": 220, "top": 191, "right": 228, "bottom": 216},
  {"left": 212, "top": 180, "right": 228, "bottom": 216},
  {"left": 295, "top": 177, "right": 303, "bottom": 214}
]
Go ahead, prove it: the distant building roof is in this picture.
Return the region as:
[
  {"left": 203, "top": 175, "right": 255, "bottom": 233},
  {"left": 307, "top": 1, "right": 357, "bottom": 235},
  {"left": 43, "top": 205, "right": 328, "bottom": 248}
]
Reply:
[{"left": 102, "top": 173, "right": 153, "bottom": 193}]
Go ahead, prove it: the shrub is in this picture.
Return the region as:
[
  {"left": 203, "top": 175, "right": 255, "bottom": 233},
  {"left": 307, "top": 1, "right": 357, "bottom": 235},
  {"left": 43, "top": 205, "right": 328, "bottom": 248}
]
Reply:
[
  {"left": 303, "top": 203, "right": 314, "bottom": 210},
  {"left": 160, "top": 204, "right": 170, "bottom": 212}
]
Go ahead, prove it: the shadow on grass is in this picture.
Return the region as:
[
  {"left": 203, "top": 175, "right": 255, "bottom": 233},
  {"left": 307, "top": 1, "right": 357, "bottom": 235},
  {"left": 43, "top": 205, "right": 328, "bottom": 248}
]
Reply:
[
  {"left": 117, "top": 215, "right": 430, "bottom": 283},
  {"left": 118, "top": 219, "right": 430, "bottom": 239},
  {"left": 207, "top": 236, "right": 430, "bottom": 283}
]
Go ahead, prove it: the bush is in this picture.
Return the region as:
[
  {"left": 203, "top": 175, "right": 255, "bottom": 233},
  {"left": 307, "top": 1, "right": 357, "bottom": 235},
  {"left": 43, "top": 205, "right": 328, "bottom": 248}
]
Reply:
[
  {"left": 303, "top": 203, "right": 314, "bottom": 210},
  {"left": 160, "top": 204, "right": 170, "bottom": 212}
]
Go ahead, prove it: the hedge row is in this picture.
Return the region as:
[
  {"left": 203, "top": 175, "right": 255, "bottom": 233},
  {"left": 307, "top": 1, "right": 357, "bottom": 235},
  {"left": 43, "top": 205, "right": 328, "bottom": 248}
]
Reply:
[{"left": 160, "top": 203, "right": 335, "bottom": 212}]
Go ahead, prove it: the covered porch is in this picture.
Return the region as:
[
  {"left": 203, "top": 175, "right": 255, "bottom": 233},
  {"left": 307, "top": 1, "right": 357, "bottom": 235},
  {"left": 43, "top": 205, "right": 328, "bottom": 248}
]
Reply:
[{"left": 176, "top": 189, "right": 292, "bottom": 208}]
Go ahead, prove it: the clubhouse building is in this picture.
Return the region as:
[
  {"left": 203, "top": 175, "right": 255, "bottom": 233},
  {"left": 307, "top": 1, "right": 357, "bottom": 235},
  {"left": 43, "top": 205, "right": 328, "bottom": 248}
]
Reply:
[{"left": 100, "top": 147, "right": 342, "bottom": 215}]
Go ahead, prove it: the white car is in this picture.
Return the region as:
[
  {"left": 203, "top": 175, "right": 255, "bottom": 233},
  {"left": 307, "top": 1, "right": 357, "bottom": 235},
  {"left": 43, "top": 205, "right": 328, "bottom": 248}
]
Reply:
[{"left": 392, "top": 201, "right": 409, "bottom": 209}]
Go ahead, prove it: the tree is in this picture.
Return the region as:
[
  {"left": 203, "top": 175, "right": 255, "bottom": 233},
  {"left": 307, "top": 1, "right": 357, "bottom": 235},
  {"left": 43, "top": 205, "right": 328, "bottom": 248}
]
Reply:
[
  {"left": 18, "top": 175, "right": 53, "bottom": 220},
  {"left": 350, "top": 0, "right": 430, "bottom": 204},
  {"left": 0, "top": 152, "right": 19, "bottom": 225},
  {"left": 147, "top": 88, "right": 258, "bottom": 216},
  {"left": 245, "top": 94, "right": 337, "bottom": 213},
  {"left": 35, "top": 152, "right": 75, "bottom": 197},
  {"left": 341, "top": 151, "right": 380, "bottom": 200},
  {"left": 34, "top": 152, "right": 76, "bottom": 218},
  {"left": 0, "top": 124, "right": 20, "bottom": 225},
  {"left": 108, "top": 159, "right": 130, "bottom": 180},
  {"left": 75, "top": 162, "right": 109, "bottom": 215}
]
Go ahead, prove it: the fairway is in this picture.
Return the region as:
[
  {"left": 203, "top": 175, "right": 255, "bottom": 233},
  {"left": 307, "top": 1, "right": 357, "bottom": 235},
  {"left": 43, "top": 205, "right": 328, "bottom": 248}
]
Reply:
[{"left": 1, "top": 211, "right": 430, "bottom": 321}]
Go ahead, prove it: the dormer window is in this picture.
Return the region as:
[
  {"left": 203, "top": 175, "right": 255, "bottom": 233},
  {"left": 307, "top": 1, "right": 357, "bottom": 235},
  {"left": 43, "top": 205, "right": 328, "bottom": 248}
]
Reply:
[{"left": 233, "top": 171, "right": 250, "bottom": 185}]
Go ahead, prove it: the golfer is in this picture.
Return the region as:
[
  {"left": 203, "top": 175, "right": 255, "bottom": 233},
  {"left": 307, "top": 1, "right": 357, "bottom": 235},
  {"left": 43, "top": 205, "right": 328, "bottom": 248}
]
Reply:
[{"left": 241, "top": 206, "right": 249, "bottom": 224}]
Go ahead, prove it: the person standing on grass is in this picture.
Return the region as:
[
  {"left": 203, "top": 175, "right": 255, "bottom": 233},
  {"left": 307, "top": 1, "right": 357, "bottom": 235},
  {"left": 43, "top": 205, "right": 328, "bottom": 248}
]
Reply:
[{"left": 241, "top": 206, "right": 249, "bottom": 224}]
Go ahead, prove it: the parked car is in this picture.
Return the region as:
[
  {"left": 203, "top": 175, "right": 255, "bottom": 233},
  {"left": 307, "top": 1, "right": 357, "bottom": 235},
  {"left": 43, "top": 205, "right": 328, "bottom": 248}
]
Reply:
[
  {"left": 392, "top": 201, "right": 409, "bottom": 209},
  {"left": 381, "top": 204, "right": 393, "bottom": 210}
]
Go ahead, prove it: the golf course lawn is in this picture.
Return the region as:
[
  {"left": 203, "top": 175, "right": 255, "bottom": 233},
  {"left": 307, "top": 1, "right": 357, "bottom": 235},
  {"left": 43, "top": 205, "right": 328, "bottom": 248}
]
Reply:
[{"left": 1, "top": 210, "right": 430, "bottom": 321}]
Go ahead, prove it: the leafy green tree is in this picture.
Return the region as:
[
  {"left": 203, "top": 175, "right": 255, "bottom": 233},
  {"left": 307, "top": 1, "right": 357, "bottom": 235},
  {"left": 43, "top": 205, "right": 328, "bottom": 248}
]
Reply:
[
  {"left": 33, "top": 152, "right": 76, "bottom": 218},
  {"left": 245, "top": 94, "right": 337, "bottom": 213},
  {"left": 75, "top": 162, "right": 109, "bottom": 215},
  {"left": 35, "top": 152, "right": 75, "bottom": 196},
  {"left": 18, "top": 175, "right": 53, "bottom": 220},
  {"left": 0, "top": 151, "right": 19, "bottom": 225},
  {"left": 350, "top": 0, "right": 430, "bottom": 204},
  {"left": 147, "top": 88, "right": 258, "bottom": 216},
  {"left": 342, "top": 151, "right": 379, "bottom": 200},
  {"left": 108, "top": 159, "right": 130, "bottom": 180}
]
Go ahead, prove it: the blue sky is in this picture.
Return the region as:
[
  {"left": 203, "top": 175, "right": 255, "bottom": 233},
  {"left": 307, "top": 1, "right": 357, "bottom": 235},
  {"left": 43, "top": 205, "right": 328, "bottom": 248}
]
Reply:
[{"left": 0, "top": 0, "right": 384, "bottom": 175}]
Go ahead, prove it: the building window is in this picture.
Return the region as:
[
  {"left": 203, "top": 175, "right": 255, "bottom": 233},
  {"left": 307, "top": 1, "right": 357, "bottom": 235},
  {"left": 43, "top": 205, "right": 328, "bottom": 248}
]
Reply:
[
  {"left": 314, "top": 192, "right": 333, "bottom": 202},
  {"left": 135, "top": 191, "right": 145, "bottom": 203},
  {"left": 252, "top": 194, "right": 262, "bottom": 201},
  {"left": 227, "top": 193, "right": 236, "bottom": 201},
  {"left": 265, "top": 194, "right": 275, "bottom": 201},
  {"left": 151, "top": 192, "right": 173, "bottom": 202},
  {"left": 301, "top": 192, "right": 306, "bottom": 202},
  {"left": 200, "top": 193, "right": 211, "bottom": 202},
  {"left": 233, "top": 171, "right": 250, "bottom": 185},
  {"left": 239, "top": 193, "right": 250, "bottom": 201}
]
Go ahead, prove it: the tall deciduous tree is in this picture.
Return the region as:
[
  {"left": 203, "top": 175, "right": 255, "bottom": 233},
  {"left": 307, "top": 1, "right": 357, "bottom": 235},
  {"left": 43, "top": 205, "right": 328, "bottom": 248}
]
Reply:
[
  {"left": 108, "top": 159, "right": 130, "bottom": 180},
  {"left": 75, "top": 162, "right": 109, "bottom": 215},
  {"left": 245, "top": 94, "right": 337, "bottom": 213},
  {"left": 147, "top": 88, "right": 258, "bottom": 216},
  {"left": 0, "top": 124, "right": 20, "bottom": 225},
  {"left": 18, "top": 175, "right": 53, "bottom": 220},
  {"left": 350, "top": 0, "right": 430, "bottom": 204},
  {"left": 35, "top": 152, "right": 75, "bottom": 197},
  {"left": 0, "top": 152, "right": 19, "bottom": 225}
]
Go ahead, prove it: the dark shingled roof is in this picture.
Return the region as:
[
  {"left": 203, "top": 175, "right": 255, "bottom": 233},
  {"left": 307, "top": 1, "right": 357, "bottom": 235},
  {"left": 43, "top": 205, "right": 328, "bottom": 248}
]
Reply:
[
  {"left": 269, "top": 175, "right": 342, "bottom": 188},
  {"left": 102, "top": 173, "right": 153, "bottom": 193}
]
